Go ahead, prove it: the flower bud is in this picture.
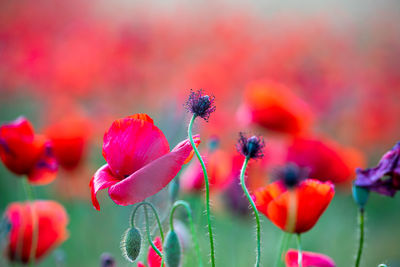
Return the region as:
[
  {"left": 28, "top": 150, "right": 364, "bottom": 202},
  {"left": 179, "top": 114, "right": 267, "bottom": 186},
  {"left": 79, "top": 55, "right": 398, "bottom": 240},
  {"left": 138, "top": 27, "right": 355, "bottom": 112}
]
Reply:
[
  {"left": 352, "top": 184, "right": 370, "bottom": 209},
  {"left": 163, "top": 230, "right": 181, "bottom": 267},
  {"left": 121, "top": 227, "right": 141, "bottom": 262}
]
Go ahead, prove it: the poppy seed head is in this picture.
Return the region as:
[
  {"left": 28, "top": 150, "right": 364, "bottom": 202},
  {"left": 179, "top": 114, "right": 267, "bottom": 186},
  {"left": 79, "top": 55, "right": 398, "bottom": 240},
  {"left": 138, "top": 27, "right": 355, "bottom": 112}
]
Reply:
[
  {"left": 236, "top": 132, "right": 265, "bottom": 160},
  {"left": 275, "top": 163, "right": 308, "bottom": 188},
  {"left": 185, "top": 89, "right": 216, "bottom": 121}
]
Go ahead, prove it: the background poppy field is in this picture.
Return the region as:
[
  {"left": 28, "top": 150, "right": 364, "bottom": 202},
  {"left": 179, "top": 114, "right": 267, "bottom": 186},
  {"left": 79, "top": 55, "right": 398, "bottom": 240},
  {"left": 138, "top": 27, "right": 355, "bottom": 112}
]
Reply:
[{"left": 1, "top": 0, "right": 400, "bottom": 266}]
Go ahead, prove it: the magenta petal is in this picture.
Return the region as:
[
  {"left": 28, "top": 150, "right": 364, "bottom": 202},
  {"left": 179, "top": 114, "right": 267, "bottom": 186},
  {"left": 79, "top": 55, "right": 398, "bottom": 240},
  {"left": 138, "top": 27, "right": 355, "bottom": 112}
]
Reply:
[
  {"left": 285, "top": 249, "right": 336, "bottom": 267},
  {"left": 90, "top": 164, "right": 120, "bottom": 210},
  {"left": 108, "top": 139, "right": 193, "bottom": 206},
  {"left": 103, "top": 117, "right": 170, "bottom": 178}
]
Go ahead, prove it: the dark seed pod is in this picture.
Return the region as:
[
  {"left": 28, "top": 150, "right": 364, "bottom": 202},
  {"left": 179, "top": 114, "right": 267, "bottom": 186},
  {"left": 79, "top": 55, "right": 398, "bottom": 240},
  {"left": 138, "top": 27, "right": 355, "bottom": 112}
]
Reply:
[
  {"left": 163, "top": 230, "right": 181, "bottom": 267},
  {"left": 121, "top": 227, "right": 141, "bottom": 262}
]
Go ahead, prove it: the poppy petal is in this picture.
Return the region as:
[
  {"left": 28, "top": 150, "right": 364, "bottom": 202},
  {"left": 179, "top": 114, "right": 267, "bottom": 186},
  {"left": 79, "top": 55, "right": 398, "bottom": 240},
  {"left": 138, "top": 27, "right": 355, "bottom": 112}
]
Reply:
[
  {"left": 108, "top": 139, "right": 193, "bottom": 206},
  {"left": 102, "top": 115, "right": 170, "bottom": 178},
  {"left": 148, "top": 237, "right": 163, "bottom": 267},
  {"left": 90, "top": 164, "right": 120, "bottom": 210},
  {"left": 285, "top": 249, "right": 336, "bottom": 267},
  {"left": 182, "top": 134, "right": 200, "bottom": 164}
]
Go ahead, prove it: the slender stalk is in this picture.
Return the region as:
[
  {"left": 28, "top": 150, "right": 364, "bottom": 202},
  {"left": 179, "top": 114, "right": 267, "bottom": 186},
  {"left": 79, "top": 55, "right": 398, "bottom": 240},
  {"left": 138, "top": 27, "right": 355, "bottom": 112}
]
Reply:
[
  {"left": 169, "top": 200, "right": 203, "bottom": 267},
  {"left": 275, "top": 232, "right": 290, "bottom": 267},
  {"left": 143, "top": 206, "right": 163, "bottom": 258},
  {"left": 188, "top": 115, "right": 215, "bottom": 267},
  {"left": 22, "top": 178, "right": 37, "bottom": 267},
  {"left": 130, "top": 202, "right": 164, "bottom": 242},
  {"left": 240, "top": 156, "right": 261, "bottom": 267},
  {"left": 355, "top": 208, "right": 365, "bottom": 267},
  {"left": 296, "top": 234, "right": 302, "bottom": 267}
]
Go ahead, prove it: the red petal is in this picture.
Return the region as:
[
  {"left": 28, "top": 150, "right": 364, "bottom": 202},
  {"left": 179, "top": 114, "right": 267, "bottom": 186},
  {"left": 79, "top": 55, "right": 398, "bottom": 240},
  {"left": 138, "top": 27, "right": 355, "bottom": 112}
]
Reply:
[
  {"left": 102, "top": 116, "right": 170, "bottom": 178},
  {"left": 285, "top": 249, "right": 336, "bottom": 267},
  {"left": 89, "top": 164, "right": 120, "bottom": 210},
  {"left": 27, "top": 139, "right": 58, "bottom": 185},
  {"left": 0, "top": 117, "right": 42, "bottom": 175},
  {"left": 148, "top": 237, "right": 163, "bottom": 267},
  {"left": 108, "top": 139, "right": 193, "bottom": 206}
]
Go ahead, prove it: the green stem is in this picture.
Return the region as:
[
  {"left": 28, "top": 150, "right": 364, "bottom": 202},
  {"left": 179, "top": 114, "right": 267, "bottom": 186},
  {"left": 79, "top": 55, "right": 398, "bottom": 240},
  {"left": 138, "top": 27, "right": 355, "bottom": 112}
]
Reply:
[
  {"left": 130, "top": 202, "right": 164, "bottom": 242},
  {"left": 169, "top": 200, "right": 203, "bottom": 267},
  {"left": 355, "top": 208, "right": 365, "bottom": 267},
  {"left": 275, "top": 232, "right": 290, "bottom": 267},
  {"left": 240, "top": 156, "right": 261, "bottom": 267},
  {"left": 188, "top": 115, "right": 215, "bottom": 267},
  {"left": 143, "top": 206, "right": 163, "bottom": 259},
  {"left": 22, "top": 178, "right": 37, "bottom": 267},
  {"left": 296, "top": 234, "right": 302, "bottom": 267}
]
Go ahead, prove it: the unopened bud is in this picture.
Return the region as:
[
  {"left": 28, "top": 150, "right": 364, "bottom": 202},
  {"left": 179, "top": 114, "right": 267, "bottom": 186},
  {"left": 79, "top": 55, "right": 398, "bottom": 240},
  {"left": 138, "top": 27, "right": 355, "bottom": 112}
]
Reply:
[
  {"left": 121, "top": 227, "right": 141, "bottom": 262},
  {"left": 163, "top": 230, "right": 181, "bottom": 267}
]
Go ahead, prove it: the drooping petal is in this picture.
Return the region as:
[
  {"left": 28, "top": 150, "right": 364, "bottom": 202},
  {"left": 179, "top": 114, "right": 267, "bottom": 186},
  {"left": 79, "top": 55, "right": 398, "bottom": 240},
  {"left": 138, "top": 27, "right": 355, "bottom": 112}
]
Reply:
[
  {"left": 108, "top": 139, "right": 193, "bottom": 206},
  {"left": 102, "top": 115, "right": 170, "bottom": 178},
  {"left": 27, "top": 139, "right": 58, "bottom": 185},
  {"left": 285, "top": 249, "right": 336, "bottom": 267},
  {"left": 90, "top": 164, "right": 120, "bottom": 210}
]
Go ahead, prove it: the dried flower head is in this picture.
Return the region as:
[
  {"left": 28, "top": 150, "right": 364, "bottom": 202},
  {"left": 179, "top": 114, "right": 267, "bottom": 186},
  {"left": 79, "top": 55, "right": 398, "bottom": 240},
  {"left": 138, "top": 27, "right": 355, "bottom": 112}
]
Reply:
[
  {"left": 185, "top": 89, "right": 216, "bottom": 121},
  {"left": 236, "top": 132, "right": 265, "bottom": 160}
]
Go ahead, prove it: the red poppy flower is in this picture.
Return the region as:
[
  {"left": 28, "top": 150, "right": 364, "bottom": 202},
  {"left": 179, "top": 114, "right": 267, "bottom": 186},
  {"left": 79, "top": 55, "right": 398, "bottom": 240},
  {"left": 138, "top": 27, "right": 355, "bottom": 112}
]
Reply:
[
  {"left": 285, "top": 249, "right": 336, "bottom": 267},
  {"left": 254, "top": 179, "right": 334, "bottom": 233},
  {"left": 5, "top": 200, "right": 69, "bottom": 264},
  {"left": 286, "top": 137, "right": 365, "bottom": 184},
  {"left": 137, "top": 236, "right": 163, "bottom": 267},
  {"left": 0, "top": 117, "right": 58, "bottom": 185},
  {"left": 44, "top": 114, "right": 90, "bottom": 170},
  {"left": 237, "top": 80, "right": 313, "bottom": 135},
  {"left": 90, "top": 114, "right": 200, "bottom": 210}
]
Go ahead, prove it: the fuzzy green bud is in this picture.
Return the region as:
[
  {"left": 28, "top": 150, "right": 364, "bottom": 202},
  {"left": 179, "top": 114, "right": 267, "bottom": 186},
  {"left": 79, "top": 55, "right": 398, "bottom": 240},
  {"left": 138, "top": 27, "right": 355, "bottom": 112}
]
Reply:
[
  {"left": 352, "top": 184, "right": 370, "bottom": 210},
  {"left": 163, "top": 230, "right": 181, "bottom": 267},
  {"left": 121, "top": 227, "right": 141, "bottom": 262}
]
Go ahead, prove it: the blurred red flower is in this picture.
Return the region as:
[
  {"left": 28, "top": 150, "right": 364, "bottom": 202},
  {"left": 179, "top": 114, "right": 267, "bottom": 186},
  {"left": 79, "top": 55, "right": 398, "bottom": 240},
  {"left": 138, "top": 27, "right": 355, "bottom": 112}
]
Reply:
[
  {"left": 5, "top": 200, "right": 69, "bottom": 264},
  {"left": 254, "top": 179, "right": 334, "bottom": 233},
  {"left": 0, "top": 117, "right": 58, "bottom": 185},
  {"left": 181, "top": 148, "right": 232, "bottom": 192},
  {"left": 90, "top": 114, "right": 200, "bottom": 210},
  {"left": 286, "top": 137, "right": 365, "bottom": 184},
  {"left": 44, "top": 114, "right": 90, "bottom": 170},
  {"left": 285, "top": 249, "right": 336, "bottom": 267},
  {"left": 237, "top": 80, "right": 313, "bottom": 135},
  {"left": 137, "top": 236, "right": 163, "bottom": 267}
]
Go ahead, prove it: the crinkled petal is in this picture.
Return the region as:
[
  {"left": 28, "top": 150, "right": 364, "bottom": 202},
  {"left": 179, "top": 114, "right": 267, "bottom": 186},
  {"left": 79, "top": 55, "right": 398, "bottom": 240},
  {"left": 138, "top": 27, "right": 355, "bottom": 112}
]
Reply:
[
  {"left": 102, "top": 115, "right": 170, "bottom": 178},
  {"left": 89, "top": 164, "right": 120, "bottom": 210},
  {"left": 108, "top": 139, "right": 193, "bottom": 206}
]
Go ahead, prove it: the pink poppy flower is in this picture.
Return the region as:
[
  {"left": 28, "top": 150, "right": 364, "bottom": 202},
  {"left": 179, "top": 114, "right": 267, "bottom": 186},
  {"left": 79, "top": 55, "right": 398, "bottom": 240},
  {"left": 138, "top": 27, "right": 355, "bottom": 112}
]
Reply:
[
  {"left": 90, "top": 114, "right": 200, "bottom": 210},
  {"left": 285, "top": 249, "right": 336, "bottom": 267}
]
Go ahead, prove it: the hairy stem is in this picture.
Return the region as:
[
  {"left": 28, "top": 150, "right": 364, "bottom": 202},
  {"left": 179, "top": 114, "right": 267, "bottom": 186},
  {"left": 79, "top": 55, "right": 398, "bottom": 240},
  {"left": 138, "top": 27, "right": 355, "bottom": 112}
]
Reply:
[
  {"left": 296, "top": 234, "right": 302, "bottom": 267},
  {"left": 240, "top": 156, "right": 261, "bottom": 267},
  {"left": 188, "top": 115, "right": 215, "bottom": 267}
]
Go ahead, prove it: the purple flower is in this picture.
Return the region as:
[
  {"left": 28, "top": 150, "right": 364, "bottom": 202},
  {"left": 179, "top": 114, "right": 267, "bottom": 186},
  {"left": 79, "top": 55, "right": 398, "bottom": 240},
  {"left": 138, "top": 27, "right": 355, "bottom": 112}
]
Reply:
[{"left": 354, "top": 142, "right": 400, "bottom": 197}]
